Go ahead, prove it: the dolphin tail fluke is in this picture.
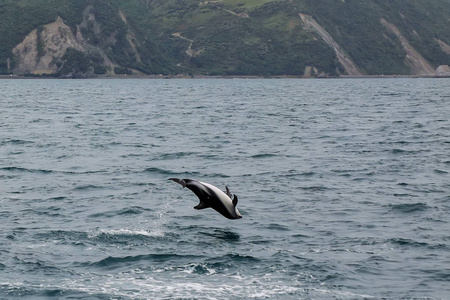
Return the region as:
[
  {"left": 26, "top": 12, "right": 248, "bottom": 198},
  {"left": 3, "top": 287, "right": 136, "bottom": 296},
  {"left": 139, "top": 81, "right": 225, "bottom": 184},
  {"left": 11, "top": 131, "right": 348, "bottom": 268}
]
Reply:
[
  {"left": 168, "top": 178, "right": 186, "bottom": 188},
  {"left": 232, "top": 194, "right": 238, "bottom": 206}
]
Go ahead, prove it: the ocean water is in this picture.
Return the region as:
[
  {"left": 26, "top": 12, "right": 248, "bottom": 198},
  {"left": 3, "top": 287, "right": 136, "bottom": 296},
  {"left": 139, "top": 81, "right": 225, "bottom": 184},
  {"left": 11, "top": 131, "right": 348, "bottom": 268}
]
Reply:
[{"left": 0, "top": 78, "right": 449, "bottom": 299}]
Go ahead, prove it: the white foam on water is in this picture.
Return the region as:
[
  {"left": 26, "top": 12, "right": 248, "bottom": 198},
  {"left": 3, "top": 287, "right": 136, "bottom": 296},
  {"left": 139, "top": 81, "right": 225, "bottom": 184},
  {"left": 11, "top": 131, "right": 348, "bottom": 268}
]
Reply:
[
  {"left": 87, "top": 228, "right": 166, "bottom": 239},
  {"left": 0, "top": 273, "right": 308, "bottom": 299},
  {"left": 101, "top": 228, "right": 165, "bottom": 237},
  {"left": 180, "top": 263, "right": 217, "bottom": 275},
  {"left": 52, "top": 271, "right": 366, "bottom": 299}
]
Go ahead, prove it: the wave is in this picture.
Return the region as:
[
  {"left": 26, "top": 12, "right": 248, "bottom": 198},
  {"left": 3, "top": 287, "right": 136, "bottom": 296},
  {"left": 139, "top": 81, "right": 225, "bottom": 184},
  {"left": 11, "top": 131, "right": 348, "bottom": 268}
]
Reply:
[
  {"left": 1, "top": 139, "right": 34, "bottom": 145},
  {"left": 8, "top": 256, "right": 62, "bottom": 275},
  {"left": 199, "top": 229, "right": 241, "bottom": 242},
  {"left": 143, "top": 167, "right": 198, "bottom": 177},
  {"left": 0, "top": 282, "right": 129, "bottom": 300},
  {"left": 206, "top": 253, "right": 261, "bottom": 265},
  {"left": 158, "top": 152, "right": 199, "bottom": 159},
  {"left": 434, "top": 169, "right": 448, "bottom": 175},
  {"left": 144, "top": 167, "right": 229, "bottom": 179},
  {"left": 88, "top": 206, "right": 151, "bottom": 218},
  {"left": 34, "top": 230, "right": 89, "bottom": 243},
  {"left": 393, "top": 193, "right": 418, "bottom": 198},
  {"left": 251, "top": 153, "right": 277, "bottom": 159},
  {"left": 47, "top": 196, "right": 67, "bottom": 201},
  {"left": 71, "top": 184, "right": 107, "bottom": 191},
  {"left": 89, "top": 253, "right": 197, "bottom": 269},
  {"left": 266, "top": 223, "right": 291, "bottom": 231},
  {"left": 388, "top": 238, "right": 429, "bottom": 248},
  {"left": 388, "top": 202, "right": 430, "bottom": 213},
  {"left": 0, "top": 167, "right": 107, "bottom": 176},
  {"left": 181, "top": 262, "right": 217, "bottom": 275},
  {"left": 90, "top": 228, "right": 167, "bottom": 239},
  {"left": 277, "top": 170, "right": 316, "bottom": 178},
  {"left": 300, "top": 185, "right": 331, "bottom": 192},
  {"left": 0, "top": 166, "right": 54, "bottom": 174},
  {"left": 117, "top": 206, "right": 150, "bottom": 215},
  {"left": 34, "top": 228, "right": 169, "bottom": 248},
  {"left": 391, "top": 148, "right": 421, "bottom": 155},
  {"left": 0, "top": 278, "right": 375, "bottom": 300},
  {"left": 32, "top": 206, "right": 65, "bottom": 218}
]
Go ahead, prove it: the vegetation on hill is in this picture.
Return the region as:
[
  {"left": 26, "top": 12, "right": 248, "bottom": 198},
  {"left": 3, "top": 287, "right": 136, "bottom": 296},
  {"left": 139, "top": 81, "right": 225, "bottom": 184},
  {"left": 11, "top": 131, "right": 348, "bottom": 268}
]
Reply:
[
  {"left": 1, "top": 0, "right": 449, "bottom": 76},
  {"left": 302, "top": 0, "right": 450, "bottom": 75}
]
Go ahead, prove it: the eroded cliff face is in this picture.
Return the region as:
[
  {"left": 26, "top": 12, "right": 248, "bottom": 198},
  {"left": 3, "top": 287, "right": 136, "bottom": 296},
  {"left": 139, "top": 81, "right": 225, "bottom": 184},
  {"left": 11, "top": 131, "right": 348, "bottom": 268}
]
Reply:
[
  {"left": 299, "top": 13, "right": 362, "bottom": 76},
  {"left": 380, "top": 19, "right": 435, "bottom": 75},
  {"left": 11, "top": 7, "right": 138, "bottom": 77},
  {"left": 12, "top": 17, "right": 84, "bottom": 75}
]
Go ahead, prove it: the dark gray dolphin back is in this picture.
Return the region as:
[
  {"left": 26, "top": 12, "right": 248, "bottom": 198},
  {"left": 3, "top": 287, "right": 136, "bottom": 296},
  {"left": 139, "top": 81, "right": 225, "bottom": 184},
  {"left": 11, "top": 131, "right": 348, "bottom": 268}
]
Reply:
[{"left": 169, "top": 178, "right": 213, "bottom": 209}]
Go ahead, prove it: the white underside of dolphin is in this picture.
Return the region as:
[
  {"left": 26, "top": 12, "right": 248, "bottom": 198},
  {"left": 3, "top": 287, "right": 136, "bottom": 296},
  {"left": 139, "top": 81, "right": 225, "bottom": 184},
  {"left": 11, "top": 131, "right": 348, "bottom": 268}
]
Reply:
[{"left": 169, "top": 178, "right": 242, "bottom": 220}]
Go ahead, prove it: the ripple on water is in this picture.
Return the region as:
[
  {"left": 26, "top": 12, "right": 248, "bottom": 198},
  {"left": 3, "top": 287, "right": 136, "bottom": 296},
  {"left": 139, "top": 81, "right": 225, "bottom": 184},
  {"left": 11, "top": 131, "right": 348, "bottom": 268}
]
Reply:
[{"left": 387, "top": 202, "right": 431, "bottom": 213}]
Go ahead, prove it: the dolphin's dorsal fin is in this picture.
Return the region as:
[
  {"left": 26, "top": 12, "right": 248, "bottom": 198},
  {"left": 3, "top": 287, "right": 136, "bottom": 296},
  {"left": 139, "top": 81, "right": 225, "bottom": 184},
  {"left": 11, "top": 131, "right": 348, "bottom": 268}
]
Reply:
[
  {"left": 194, "top": 201, "right": 209, "bottom": 210},
  {"left": 225, "top": 186, "right": 232, "bottom": 198},
  {"left": 232, "top": 194, "right": 238, "bottom": 206}
]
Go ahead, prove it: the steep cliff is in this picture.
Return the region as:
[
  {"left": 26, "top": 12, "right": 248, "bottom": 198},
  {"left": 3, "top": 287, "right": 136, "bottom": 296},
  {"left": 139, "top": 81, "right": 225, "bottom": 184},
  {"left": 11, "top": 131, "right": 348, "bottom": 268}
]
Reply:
[
  {"left": 299, "top": 13, "right": 361, "bottom": 76},
  {"left": 10, "top": 4, "right": 144, "bottom": 78},
  {"left": 380, "top": 19, "right": 435, "bottom": 75},
  {"left": 13, "top": 17, "right": 85, "bottom": 75}
]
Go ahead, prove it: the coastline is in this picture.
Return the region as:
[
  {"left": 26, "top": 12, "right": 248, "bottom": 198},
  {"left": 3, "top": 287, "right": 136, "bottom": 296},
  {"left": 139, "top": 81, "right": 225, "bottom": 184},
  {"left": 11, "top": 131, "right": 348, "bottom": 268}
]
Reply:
[{"left": 0, "top": 74, "right": 448, "bottom": 80}]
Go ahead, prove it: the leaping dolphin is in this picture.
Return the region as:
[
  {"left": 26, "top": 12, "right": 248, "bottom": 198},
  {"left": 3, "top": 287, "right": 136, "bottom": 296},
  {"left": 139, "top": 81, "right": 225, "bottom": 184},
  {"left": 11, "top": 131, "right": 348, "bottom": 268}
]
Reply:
[{"left": 168, "top": 178, "right": 242, "bottom": 220}]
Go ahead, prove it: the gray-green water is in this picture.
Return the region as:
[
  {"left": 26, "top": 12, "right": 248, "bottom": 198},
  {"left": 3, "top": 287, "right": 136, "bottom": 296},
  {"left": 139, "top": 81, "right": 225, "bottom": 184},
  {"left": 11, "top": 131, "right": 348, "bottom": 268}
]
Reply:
[{"left": 1, "top": 78, "right": 449, "bottom": 299}]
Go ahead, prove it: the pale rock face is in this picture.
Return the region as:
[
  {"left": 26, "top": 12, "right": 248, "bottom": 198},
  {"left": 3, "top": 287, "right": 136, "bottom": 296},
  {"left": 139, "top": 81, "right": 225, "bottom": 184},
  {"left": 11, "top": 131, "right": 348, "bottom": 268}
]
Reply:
[
  {"left": 299, "top": 13, "right": 362, "bottom": 76},
  {"left": 380, "top": 19, "right": 435, "bottom": 75},
  {"left": 13, "top": 17, "right": 84, "bottom": 75},
  {"left": 435, "top": 65, "right": 450, "bottom": 77}
]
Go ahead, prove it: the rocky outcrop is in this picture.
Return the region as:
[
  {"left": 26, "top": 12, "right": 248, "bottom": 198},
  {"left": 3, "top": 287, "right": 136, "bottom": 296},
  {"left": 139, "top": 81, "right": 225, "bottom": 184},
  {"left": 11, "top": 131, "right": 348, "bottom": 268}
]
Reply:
[
  {"left": 299, "top": 13, "right": 362, "bottom": 76},
  {"left": 11, "top": 8, "right": 132, "bottom": 77},
  {"left": 435, "top": 65, "right": 450, "bottom": 77},
  {"left": 12, "top": 17, "right": 84, "bottom": 75},
  {"left": 381, "top": 19, "right": 435, "bottom": 75}
]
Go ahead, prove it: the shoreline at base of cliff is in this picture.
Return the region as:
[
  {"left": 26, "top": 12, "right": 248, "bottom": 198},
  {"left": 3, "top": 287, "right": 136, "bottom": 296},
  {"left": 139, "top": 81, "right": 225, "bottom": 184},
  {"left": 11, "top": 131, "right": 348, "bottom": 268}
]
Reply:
[{"left": 1, "top": 74, "right": 448, "bottom": 80}]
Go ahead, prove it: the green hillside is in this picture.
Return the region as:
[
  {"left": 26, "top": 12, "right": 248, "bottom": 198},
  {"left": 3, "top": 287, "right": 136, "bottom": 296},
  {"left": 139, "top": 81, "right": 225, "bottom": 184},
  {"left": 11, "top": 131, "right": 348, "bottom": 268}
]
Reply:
[{"left": 1, "top": 0, "right": 449, "bottom": 76}]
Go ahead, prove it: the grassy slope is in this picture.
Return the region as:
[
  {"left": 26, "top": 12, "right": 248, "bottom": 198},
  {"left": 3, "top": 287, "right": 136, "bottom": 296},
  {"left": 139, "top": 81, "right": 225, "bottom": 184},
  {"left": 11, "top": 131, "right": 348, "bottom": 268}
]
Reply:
[{"left": 116, "top": 0, "right": 338, "bottom": 75}]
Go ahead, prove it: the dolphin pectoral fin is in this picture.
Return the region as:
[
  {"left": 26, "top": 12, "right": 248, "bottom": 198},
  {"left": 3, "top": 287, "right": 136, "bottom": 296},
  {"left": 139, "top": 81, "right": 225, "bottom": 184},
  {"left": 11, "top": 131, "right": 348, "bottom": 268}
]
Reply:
[
  {"left": 194, "top": 201, "right": 209, "bottom": 210},
  {"left": 225, "top": 186, "right": 232, "bottom": 198},
  {"left": 169, "top": 178, "right": 186, "bottom": 188},
  {"left": 232, "top": 194, "right": 238, "bottom": 206}
]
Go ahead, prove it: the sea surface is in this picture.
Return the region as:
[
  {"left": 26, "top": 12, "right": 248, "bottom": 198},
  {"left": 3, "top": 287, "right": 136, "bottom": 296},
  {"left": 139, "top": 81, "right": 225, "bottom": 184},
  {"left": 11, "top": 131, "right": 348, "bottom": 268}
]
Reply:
[{"left": 1, "top": 78, "right": 449, "bottom": 299}]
